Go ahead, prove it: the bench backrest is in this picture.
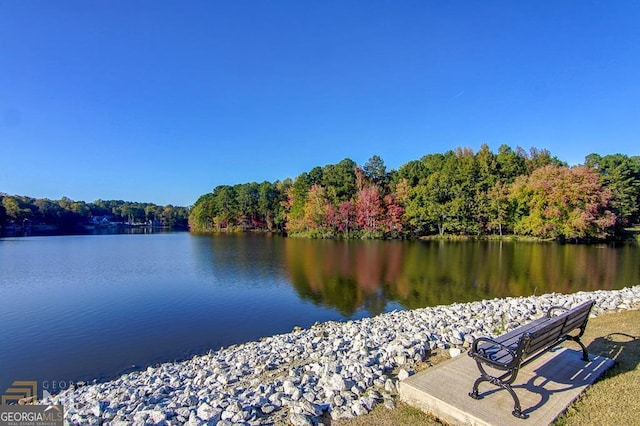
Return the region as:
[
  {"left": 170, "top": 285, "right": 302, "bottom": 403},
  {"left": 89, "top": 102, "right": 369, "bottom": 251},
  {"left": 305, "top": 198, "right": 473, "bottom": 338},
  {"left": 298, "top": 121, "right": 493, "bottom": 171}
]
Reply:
[{"left": 521, "top": 300, "right": 594, "bottom": 359}]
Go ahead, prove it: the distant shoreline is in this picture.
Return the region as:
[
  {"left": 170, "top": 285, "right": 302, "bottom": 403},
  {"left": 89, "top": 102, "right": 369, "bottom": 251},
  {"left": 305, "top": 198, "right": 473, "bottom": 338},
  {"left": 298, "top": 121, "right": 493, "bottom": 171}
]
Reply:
[{"left": 0, "top": 223, "right": 189, "bottom": 238}]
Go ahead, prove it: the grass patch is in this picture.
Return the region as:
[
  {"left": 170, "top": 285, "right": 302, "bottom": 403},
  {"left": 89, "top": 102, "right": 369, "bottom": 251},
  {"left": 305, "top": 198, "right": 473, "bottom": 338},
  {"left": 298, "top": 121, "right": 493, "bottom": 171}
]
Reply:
[
  {"left": 554, "top": 308, "right": 640, "bottom": 425},
  {"left": 330, "top": 308, "right": 640, "bottom": 426},
  {"left": 329, "top": 401, "right": 445, "bottom": 426}
]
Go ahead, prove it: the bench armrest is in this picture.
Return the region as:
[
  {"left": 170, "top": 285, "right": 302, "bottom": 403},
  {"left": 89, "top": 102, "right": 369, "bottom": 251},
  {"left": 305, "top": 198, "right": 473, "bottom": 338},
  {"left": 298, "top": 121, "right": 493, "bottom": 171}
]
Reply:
[
  {"left": 546, "top": 305, "right": 569, "bottom": 318},
  {"left": 469, "top": 337, "right": 518, "bottom": 368}
]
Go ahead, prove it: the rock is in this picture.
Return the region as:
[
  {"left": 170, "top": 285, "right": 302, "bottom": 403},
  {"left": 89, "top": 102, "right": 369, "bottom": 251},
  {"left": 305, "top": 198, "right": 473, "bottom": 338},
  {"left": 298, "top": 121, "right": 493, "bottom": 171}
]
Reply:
[
  {"left": 384, "top": 398, "right": 396, "bottom": 410},
  {"left": 384, "top": 379, "right": 397, "bottom": 393},
  {"left": 397, "top": 369, "right": 409, "bottom": 381},
  {"left": 297, "top": 399, "right": 323, "bottom": 417},
  {"left": 290, "top": 412, "right": 313, "bottom": 426},
  {"left": 260, "top": 404, "right": 277, "bottom": 415},
  {"left": 351, "top": 401, "right": 369, "bottom": 416},
  {"left": 362, "top": 396, "right": 376, "bottom": 411},
  {"left": 331, "top": 407, "right": 353, "bottom": 420},
  {"left": 283, "top": 380, "right": 297, "bottom": 395},
  {"left": 291, "top": 388, "right": 302, "bottom": 401},
  {"left": 328, "top": 374, "right": 347, "bottom": 391},
  {"left": 449, "top": 348, "right": 462, "bottom": 358},
  {"left": 196, "top": 402, "right": 220, "bottom": 422},
  {"left": 148, "top": 410, "right": 167, "bottom": 424}
]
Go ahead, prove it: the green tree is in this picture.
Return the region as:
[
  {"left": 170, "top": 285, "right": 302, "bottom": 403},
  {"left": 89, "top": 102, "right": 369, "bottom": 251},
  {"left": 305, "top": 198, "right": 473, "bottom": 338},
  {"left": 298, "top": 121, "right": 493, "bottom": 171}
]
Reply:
[
  {"left": 0, "top": 195, "right": 7, "bottom": 228},
  {"left": 486, "top": 182, "right": 512, "bottom": 236},
  {"left": 363, "top": 155, "right": 387, "bottom": 186},
  {"left": 525, "top": 147, "right": 565, "bottom": 173},
  {"left": 189, "top": 193, "right": 216, "bottom": 231},
  {"left": 213, "top": 185, "right": 238, "bottom": 229},
  {"left": 496, "top": 144, "right": 526, "bottom": 182},
  {"left": 405, "top": 171, "right": 453, "bottom": 236},
  {"left": 2, "top": 196, "right": 33, "bottom": 222},
  {"left": 285, "top": 173, "right": 312, "bottom": 234},
  {"left": 321, "top": 158, "right": 357, "bottom": 204},
  {"left": 236, "top": 182, "right": 260, "bottom": 229},
  {"left": 585, "top": 153, "right": 640, "bottom": 227}
]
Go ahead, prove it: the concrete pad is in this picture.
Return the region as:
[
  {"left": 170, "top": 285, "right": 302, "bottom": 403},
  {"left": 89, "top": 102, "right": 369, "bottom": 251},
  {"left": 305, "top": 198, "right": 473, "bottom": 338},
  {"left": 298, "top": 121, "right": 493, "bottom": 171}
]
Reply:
[{"left": 399, "top": 347, "right": 614, "bottom": 426}]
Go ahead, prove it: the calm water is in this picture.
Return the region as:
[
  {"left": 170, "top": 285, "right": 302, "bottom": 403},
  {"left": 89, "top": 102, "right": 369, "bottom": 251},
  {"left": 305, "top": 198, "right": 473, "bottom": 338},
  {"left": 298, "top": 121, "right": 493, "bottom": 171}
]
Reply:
[{"left": 1, "top": 233, "right": 638, "bottom": 396}]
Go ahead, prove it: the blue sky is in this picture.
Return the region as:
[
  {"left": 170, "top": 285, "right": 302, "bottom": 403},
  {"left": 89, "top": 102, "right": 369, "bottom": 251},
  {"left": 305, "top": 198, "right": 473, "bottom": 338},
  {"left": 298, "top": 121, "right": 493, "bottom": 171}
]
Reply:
[{"left": 1, "top": 1, "right": 639, "bottom": 207}]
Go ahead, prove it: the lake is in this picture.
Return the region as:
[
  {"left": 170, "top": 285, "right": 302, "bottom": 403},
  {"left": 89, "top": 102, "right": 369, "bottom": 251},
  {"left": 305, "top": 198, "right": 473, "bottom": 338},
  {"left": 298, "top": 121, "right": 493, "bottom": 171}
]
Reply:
[{"left": 1, "top": 232, "right": 638, "bottom": 396}]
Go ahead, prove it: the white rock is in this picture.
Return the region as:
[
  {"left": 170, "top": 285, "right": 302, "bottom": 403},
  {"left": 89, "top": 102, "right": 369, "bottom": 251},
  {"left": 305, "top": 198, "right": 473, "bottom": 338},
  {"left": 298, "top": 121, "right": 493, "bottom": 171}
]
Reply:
[
  {"left": 148, "top": 410, "right": 167, "bottom": 424},
  {"left": 384, "top": 398, "right": 396, "bottom": 410},
  {"left": 449, "top": 348, "right": 462, "bottom": 358},
  {"left": 328, "top": 374, "right": 347, "bottom": 391},
  {"left": 260, "top": 404, "right": 277, "bottom": 414},
  {"left": 196, "top": 402, "right": 221, "bottom": 422},
  {"left": 351, "top": 401, "right": 369, "bottom": 416},
  {"left": 397, "top": 369, "right": 409, "bottom": 381},
  {"left": 283, "top": 380, "right": 297, "bottom": 395},
  {"left": 290, "top": 412, "right": 313, "bottom": 426}
]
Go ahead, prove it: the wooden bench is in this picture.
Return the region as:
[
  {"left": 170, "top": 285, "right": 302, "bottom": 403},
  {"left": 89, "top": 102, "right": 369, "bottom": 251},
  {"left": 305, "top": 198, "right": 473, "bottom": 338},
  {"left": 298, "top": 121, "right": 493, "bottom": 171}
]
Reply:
[{"left": 467, "top": 300, "right": 595, "bottom": 419}]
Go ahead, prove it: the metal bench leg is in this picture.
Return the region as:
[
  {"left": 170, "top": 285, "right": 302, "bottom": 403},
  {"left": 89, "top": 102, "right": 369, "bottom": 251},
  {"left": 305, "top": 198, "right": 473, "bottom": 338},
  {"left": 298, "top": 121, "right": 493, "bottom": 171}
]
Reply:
[
  {"left": 570, "top": 336, "right": 590, "bottom": 361},
  {"left": 469, "top": 376, "right": 486, "bottom": 399},
  {"left": 504, "top": 383, "right": 527, "bottom": 419},
  {"left": 469, "top": 362, "right": 528, "bottom": 419}
]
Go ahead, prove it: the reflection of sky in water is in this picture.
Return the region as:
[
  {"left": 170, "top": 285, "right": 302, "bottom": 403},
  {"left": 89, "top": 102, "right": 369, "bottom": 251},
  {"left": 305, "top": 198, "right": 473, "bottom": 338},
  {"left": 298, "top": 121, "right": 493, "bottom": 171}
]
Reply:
[
  {"left": 0, "top": 233, "right": 636, "bottom": 397},
  {"left": 0, "top": 234, "right": 373, "bottom": 396}
]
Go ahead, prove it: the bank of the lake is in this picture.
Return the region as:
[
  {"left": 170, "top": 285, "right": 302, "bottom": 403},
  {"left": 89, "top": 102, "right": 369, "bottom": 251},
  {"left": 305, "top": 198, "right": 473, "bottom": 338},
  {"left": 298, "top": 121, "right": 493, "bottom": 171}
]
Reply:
[{"left": 45, "top": 286, "right": 640, "bottom": 425}]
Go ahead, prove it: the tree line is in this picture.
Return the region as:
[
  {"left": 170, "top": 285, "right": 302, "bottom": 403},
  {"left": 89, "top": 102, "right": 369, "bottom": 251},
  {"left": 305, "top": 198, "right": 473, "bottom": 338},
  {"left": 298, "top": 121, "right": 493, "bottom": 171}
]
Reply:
[
  {"left": 189, "top": 144, "right": 640, "bottom": 242},
  {"left": 0, "top": 195, "right": 189, "bottom": 235}
]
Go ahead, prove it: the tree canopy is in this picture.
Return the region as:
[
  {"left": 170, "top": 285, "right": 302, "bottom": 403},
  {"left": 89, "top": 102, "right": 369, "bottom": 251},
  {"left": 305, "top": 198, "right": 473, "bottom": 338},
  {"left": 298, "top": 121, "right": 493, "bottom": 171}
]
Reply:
[
  {"left": 0, "top": 195, "right": 189, "bottom": 235},
  {"left": 189, "top": 146, "right": 638, "bottom": 242}
]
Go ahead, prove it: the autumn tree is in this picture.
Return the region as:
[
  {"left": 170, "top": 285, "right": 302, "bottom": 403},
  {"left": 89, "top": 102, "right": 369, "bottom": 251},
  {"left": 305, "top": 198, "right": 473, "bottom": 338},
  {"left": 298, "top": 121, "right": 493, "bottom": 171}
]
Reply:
[
  {"left": 303, "top": 184, "right": 329, "bottom": 232},
  {"left": 338, "top": 201, "right": 357, "bottom": 235},
  {"left": 383, "top": 194, "right": 404, "bottom": 236},
  {"left": 355, "top": 185, "right": 384, "bottom": 237},
  {"left": 510, "top": 165, "right": 616, "bottom": 240}
]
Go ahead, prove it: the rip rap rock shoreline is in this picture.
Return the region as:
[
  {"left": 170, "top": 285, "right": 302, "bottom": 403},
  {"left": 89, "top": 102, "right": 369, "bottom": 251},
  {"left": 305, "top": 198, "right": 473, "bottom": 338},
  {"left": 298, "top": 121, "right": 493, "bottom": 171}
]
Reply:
[{"left": 45, "top": 286, "right": 640, "bottom": 425}]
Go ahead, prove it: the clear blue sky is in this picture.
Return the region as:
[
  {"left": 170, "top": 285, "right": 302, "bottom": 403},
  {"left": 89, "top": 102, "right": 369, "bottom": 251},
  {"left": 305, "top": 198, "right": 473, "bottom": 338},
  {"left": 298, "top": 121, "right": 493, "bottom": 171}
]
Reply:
[{"left": 1, "top": 1, "right": 639, "bottom": 207}]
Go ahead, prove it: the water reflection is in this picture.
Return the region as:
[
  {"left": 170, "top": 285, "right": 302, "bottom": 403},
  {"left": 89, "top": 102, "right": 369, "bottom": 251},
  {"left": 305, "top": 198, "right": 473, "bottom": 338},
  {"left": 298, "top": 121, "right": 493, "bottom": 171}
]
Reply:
[
  {"left": 284, "top": 239, "right": 638, "bottom": 315},
  {"left": 191, "top": 233, "right": 287, "bottom": 283}
]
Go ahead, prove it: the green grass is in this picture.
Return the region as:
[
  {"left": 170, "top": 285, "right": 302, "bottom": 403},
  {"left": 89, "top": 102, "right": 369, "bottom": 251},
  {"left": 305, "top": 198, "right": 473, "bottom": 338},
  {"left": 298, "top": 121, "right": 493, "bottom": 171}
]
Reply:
[{"left": 554, "top": 308, "right": 640, "bottom": 425}]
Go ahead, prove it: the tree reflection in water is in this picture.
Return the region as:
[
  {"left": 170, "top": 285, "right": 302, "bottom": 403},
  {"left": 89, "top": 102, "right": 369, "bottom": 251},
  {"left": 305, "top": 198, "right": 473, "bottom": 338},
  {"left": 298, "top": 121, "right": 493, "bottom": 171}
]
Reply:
[{"left": 284, "top": 239, "right": 637, "bottom": 317}]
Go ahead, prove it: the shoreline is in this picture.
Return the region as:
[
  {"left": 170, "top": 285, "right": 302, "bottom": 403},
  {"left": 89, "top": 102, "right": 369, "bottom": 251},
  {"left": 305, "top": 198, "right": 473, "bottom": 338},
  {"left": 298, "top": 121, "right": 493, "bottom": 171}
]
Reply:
[{"left": 45, "top": 286, "right": 640, "bottom": 425}]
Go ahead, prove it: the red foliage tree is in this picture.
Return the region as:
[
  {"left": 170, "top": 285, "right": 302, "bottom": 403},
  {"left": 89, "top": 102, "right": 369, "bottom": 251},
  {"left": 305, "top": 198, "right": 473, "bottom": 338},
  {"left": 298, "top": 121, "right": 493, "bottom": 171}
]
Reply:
[{"left": 356, "top": 185, "right": 384, "bottom": 233}]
